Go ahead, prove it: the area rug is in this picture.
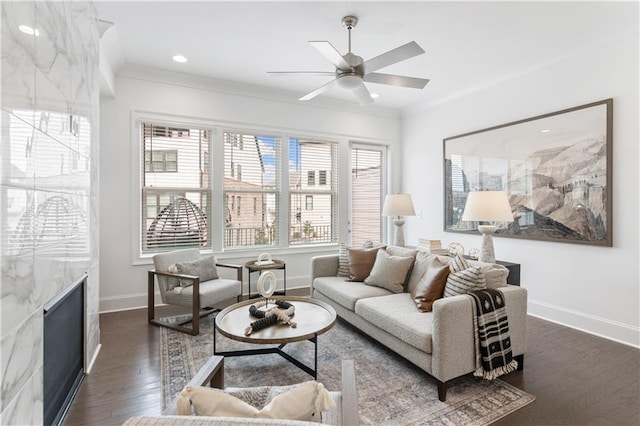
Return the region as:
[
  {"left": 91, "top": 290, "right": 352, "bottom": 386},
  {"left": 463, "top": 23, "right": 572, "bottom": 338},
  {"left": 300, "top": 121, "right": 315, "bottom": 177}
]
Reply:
[{"left": 161, "top": 314, "right": 535, "bottom": 425}]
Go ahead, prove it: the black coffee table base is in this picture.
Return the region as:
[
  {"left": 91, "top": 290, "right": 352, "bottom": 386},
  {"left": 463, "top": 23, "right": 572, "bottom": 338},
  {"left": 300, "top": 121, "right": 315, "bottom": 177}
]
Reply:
[{"left": 213, "top": 327, "right": 319, "bottom": 379}]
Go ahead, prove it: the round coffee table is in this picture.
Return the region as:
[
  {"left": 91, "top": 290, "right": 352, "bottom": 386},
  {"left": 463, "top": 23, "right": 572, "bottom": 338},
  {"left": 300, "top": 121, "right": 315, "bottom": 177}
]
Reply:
[{"left": 214, "top": 296, "right": 336, "bottom": 379}]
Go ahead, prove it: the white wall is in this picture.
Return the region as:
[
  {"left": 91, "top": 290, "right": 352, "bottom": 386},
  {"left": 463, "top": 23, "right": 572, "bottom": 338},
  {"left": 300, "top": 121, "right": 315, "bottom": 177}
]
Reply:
[
  {"left": 99, "top": 67, "right": 401, "bottom": 311},
  {"left": 401, "top": 32, "right": 639, "bottom": 347}
]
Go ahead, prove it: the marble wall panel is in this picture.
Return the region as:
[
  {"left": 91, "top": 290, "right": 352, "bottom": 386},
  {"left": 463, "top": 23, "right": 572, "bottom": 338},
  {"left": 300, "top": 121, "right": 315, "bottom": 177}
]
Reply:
[
  {"left": 0, "top": 309, "right": 43, "bottom": 412},
  {"left": 0, "top": 0, "right": 99, "bottom": 422}
]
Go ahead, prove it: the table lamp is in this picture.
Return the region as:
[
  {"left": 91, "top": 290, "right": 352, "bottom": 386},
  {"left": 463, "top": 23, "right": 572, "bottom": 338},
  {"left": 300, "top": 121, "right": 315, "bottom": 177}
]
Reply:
[
  {"left": 382, "top": 193, "right": 415, "bottom": 247},
  {"left": 461, "top": 191, "right": 513, "bottom": 263}
]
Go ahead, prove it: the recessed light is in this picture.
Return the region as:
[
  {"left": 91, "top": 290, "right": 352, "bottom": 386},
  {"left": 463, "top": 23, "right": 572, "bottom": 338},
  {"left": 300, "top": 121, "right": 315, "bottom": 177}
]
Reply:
[
  {"left": 172, "top": 54, "right": 188, "bottom": 63},
  {"left": 370, "top": 93, "right": 379, "bottom": 99},
  {"left": 19, "top": 25, "right": 40, "bottom": 37},
  {"left": 541, "top": 129, "right": 551, "bottom": 133}
]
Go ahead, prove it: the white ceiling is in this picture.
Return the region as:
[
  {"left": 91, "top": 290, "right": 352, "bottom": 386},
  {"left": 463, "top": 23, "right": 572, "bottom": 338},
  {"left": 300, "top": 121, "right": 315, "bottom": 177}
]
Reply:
[{"left": 95, "top": 1, "right": 638, "bottom": 111}]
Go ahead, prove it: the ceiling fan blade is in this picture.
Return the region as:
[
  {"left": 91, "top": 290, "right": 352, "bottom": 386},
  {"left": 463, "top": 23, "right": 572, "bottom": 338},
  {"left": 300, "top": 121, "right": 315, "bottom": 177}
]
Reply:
[
  {"left": 267, "top": 71, "right": 336, "bottom": 77},
  {"left": 363, "top": 41, "right": 425, "bottom": 73},
  {"left": 364, "top": 72, "right": 429, "bottom": 89},
  {"left": 309, "top": 41, "right": 350, "bottom": 70},
  {"left": 352, "top": 84, "right": 374, "bottom": 105},
  {"left": 299, "top": 78, "right": 339, "bottom": 101}
]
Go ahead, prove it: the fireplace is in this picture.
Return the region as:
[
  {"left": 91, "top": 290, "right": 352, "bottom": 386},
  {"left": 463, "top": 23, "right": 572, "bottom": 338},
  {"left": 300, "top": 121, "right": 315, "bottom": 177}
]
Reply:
[{"left": 43, "top": 274, "right": 86, "bottom": 426}]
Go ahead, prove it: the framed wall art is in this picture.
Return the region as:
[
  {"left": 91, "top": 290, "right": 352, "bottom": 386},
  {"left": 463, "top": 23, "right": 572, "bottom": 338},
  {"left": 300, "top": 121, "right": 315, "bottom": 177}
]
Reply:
[{"left": 443, "top": 98, "right": 613, "bottom": 246}]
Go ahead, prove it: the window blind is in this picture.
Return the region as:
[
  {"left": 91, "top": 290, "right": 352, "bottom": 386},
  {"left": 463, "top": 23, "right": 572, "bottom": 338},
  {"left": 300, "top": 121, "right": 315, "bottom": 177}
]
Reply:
[
  {"left": 289, "top": 138, "right": 337, "bottom": 245},
  {"left": 223, "top": 132, "right": 280, "bottom": 248},
  {"left": 141, "top": 122, "right": 211, "bottom": 252},
  {"left": 351, "top": 147, "right": 384, "bottom": 246}
]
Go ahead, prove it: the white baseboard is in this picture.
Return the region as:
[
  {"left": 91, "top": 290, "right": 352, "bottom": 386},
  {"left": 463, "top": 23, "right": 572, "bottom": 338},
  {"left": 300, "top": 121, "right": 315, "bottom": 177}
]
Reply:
[
  {"left": 100, "top": 275, "right": 311, "bottom": 313},
  {"left": 86, "top": 343, "right": 101, "bottom": 374},
  {"left": 529, "top": 299, "right": 640, "bottom": 348}
]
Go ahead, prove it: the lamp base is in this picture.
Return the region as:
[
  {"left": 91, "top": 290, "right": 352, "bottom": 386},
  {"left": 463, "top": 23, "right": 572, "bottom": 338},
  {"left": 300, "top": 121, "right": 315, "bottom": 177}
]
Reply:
[
  {"left": 393, "top": 218, "right": 405, "bottom": 247},
  {"left": 478, "top": 225, "right": 497, "bottom": 263}
]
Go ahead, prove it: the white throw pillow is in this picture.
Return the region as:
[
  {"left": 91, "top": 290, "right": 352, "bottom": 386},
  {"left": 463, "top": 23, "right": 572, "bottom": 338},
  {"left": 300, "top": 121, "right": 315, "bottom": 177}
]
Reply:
[
  {"left": 444, "top": 254, "right": 486, "bottom": 297},
  {"left": 176, "top": 381, "right": 335, "bottom": 421},
  {"left": 364, "top": 249, "right": 415, "bottom": 293}
]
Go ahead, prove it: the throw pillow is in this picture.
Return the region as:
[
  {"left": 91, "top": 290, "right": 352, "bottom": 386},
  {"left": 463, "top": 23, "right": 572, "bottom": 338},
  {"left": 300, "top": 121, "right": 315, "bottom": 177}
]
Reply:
[
  {"left": 411, "top": 256, "right": 450, "bottom": 312},
  {"left": 464, "top": 259, "right": 509, "bottom": 289},
  {"left": 407, "top": 251, "right": 436, "bottom": 295},
  {"left": 338, "top": 240, "right": 373, "bottom": 277},
  {"left": 364, "top": 249, "right": 415, "bottom": 293},
  {"left": 444, "top": 254, "right": 486, "bottom": 297},
  {"left": 347, "top": 245, "right": 384, "bottom": 282},
  {"left": 176, "top": 381, "right": 335, "bottom": 421},
  {"left": 169, "top": 256, "right": 219, "bottom": 287}
]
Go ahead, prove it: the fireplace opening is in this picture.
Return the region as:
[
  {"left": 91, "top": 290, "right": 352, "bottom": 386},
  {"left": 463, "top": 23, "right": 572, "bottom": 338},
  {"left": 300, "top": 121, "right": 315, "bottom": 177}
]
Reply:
[{"left": 43, "top": 273, "right": 86, "bottom": 426}]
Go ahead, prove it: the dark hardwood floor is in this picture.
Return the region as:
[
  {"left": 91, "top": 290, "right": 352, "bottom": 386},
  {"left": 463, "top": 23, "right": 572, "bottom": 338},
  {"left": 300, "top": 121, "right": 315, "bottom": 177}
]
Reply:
[{"left": 65, "top": 292, "right": 639, "bottom": 426}]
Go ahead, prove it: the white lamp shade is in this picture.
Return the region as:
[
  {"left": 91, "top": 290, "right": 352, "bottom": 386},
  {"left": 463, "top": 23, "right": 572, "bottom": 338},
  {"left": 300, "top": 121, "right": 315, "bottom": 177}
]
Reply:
[
  {"left": 461, "top": 191, "right": 513, "bottom": 222},
  {"left": 382, "top": 194, "right": 415, "bottom": 217}
]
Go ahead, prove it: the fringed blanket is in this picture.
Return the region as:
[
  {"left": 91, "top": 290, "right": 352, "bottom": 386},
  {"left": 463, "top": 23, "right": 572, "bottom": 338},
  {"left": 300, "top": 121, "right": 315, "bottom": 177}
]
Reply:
[{"left": 468, "top": 289, "right": 519, "bottom": 380}]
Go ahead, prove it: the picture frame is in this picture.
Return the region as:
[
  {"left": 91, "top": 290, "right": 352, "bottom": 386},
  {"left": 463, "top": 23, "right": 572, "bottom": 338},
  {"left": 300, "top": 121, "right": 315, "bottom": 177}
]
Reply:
[{"left": 443, "top": 98, "right": 613, "bottom": 246}]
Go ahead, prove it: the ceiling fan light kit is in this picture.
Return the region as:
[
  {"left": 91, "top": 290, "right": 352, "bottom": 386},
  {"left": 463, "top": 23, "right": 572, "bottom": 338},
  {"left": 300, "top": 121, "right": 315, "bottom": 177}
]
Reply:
[{"left": 268, "top": 15, "right": 429, "bottom": 105}]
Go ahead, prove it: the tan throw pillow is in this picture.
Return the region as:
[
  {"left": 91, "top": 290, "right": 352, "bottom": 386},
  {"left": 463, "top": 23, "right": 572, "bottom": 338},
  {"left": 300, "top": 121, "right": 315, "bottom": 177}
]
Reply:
[
  {"left": 176, "top": 381, "right": 335, "bottom": 421},
  {"left": 464, "top": 259, "right": 509, "bottom": 289},
  {"left": 338, "top": 240, "right": 373, "bottom": 277},
  {"left": 364, "top": 249, "right": 415, "bottom": 293},
  {"left": 407, "top": 251, "right": 439, "bottom": 294},
  {"left": 347, "top": 246, "right": 384, "bottom": 282},
  {"left": 411, "top": 256, "right": 450, "bottom": 312},
  {"left": 444, "top": 254, "right": 486, "bottom": 297},
  {"left": 170, "top": 256, "right": 219, "bottom": 287}
]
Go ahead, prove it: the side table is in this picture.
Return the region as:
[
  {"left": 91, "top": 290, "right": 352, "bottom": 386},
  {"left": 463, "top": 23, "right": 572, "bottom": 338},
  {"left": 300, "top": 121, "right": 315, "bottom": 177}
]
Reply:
[{"left": 244, "top": 259, "right": 287, "bottom": 299}]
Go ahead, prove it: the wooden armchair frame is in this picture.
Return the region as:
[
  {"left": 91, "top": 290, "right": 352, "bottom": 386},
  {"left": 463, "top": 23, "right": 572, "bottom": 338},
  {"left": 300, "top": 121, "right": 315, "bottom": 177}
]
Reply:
[{"left": 148, "top": 262, "right": 243, "bottom": 336}]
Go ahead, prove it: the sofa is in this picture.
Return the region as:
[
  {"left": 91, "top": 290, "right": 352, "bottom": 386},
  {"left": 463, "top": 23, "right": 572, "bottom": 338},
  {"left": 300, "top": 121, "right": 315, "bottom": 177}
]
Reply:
[{"left": 310, "top": 245, "right": 527, "bottom": 401}]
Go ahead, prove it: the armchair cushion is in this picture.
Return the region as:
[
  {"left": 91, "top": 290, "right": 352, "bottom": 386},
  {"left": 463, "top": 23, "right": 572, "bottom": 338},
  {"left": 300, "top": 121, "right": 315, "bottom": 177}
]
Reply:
[
  {"left": 170, "top": 256, "right": 219, "bottom": 287},
  {"left": 177, "top": 381, "right": 334, "bottom": 421}
]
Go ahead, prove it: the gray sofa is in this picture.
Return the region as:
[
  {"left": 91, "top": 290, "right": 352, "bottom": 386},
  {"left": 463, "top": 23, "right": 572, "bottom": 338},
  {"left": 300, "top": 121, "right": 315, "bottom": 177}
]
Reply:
[{"left": 310, "top": 249, "right": 527, "bottom": 401}]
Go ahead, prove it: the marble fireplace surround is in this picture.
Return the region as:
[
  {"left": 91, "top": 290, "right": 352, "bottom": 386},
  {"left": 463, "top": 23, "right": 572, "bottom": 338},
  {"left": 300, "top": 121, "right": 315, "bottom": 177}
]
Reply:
[{"left": 0, "top": 2, "right": 101, "bottom": 424}]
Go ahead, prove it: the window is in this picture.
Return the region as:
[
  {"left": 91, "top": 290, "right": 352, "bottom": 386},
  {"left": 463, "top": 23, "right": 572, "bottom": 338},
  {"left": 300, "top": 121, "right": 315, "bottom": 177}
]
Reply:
[
  {"left": 224, "top": 132, "right": 279, "bottom": 248},
  {"left": 144, "top": 150, "right": 178, "bottom": 173},
  {"left": 289, "top": 138, "right": 337, "bottom": 245},
  {"left": 319, "top": 170, "right": 327, "bottom": 185},
  {"left": 350, "top": 146, "right": 385, "bottom": 246},
  {"left": 141, "top": 122, "right": 211, "bottom": 252}
]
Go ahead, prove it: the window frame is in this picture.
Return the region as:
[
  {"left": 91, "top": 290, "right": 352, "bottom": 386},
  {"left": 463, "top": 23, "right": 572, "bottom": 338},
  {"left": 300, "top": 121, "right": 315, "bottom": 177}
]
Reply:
[{"left": 131, "top": 111, "right": 392, "bottom": 263}]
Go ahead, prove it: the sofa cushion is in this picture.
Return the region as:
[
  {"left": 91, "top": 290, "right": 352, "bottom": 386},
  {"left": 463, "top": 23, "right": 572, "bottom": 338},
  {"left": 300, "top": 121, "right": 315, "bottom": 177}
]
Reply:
[
  {"left": 385, "top": 245, "right": 417, "bottom": 259},
  {"left": 355, "top": 293, "right": 433, "bottom": 354},
  {"left": 312, "top": 277, "right": 393, "bottom": 311},
  {"left": 443, "top": 254, "right": 486, "bottom": 297},
  {"left": 411, "top": 256, "right": 450, "bottom": 312},
  {"left": 364, "top": 249, "right": 414, "bottom": 293},
  {"left": 347, "top": 246, "right": 385, "bottom": 282}
]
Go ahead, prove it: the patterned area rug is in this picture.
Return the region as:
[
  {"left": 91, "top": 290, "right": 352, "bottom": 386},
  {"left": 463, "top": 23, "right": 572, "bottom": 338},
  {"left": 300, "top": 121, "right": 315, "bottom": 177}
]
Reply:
[{"left": 161, "top": 313, "right": 535, "bottom": 425}]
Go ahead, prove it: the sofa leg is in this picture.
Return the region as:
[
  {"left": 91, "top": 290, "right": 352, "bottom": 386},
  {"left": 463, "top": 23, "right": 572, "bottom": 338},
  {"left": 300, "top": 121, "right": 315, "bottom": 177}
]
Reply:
[
  {"left": 514, "top": 354, "right": 524, "bottom": 371},
  {"left": 437, "top": 380, "right": 447, "bottom": 402}
]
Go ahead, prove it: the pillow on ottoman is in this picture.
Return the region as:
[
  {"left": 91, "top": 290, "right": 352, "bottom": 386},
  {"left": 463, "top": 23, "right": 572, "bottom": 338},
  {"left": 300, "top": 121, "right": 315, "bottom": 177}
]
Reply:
[
  {"left": 364, "top": 249, "right": 414, "bottom": 293},
  {"left": 411, "top": 256, "right": 450, "bottom": 312}
]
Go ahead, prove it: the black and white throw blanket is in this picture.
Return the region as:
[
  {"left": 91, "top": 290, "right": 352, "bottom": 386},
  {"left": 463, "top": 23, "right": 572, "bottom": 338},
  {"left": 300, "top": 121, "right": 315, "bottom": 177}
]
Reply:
[{"left": 468, "top": 289, "right": 519, "bottom": 380}]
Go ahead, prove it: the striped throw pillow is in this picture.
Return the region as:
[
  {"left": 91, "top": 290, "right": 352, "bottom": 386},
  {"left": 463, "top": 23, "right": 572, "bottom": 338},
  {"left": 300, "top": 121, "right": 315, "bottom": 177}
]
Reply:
[{"left": 444, "top": 254, "right": 486, "bottom": 297}]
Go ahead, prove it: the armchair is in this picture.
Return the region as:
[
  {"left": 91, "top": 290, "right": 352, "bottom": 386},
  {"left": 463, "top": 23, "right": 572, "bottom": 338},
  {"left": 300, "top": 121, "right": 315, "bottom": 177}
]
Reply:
[
  {"left": 148, "top": 248, "right": 242, "bottom": 335},
  {"left": 124, "top": 356, "right": 359, "bottom": 425}
]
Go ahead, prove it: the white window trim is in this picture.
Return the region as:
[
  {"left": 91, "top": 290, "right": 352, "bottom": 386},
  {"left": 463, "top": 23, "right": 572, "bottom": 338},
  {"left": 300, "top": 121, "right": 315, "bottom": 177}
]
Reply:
[{"left": 130, "top": 111, "right": 392, "bottom": 265}]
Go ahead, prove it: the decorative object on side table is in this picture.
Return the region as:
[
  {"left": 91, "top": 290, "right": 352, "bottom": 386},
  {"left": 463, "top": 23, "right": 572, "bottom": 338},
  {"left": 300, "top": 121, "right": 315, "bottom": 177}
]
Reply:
[
  {"left": 244, "top": 258, "right": 286, "bottom": 299},
  {"left": 461, "top": 190, "right": 514, "bottom": 263},
  {"left": 382, "top": 193, "right": 415, "bottom": 247},
  {"left": 447, "top": 242, "right": 464, "bottom": 257}
]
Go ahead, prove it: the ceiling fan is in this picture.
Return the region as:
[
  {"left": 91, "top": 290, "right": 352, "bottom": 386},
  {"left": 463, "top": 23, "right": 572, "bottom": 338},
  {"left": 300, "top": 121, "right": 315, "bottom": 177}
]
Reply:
[{"left": 268, "top": 15, "right": 430, "bottom": 105}]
